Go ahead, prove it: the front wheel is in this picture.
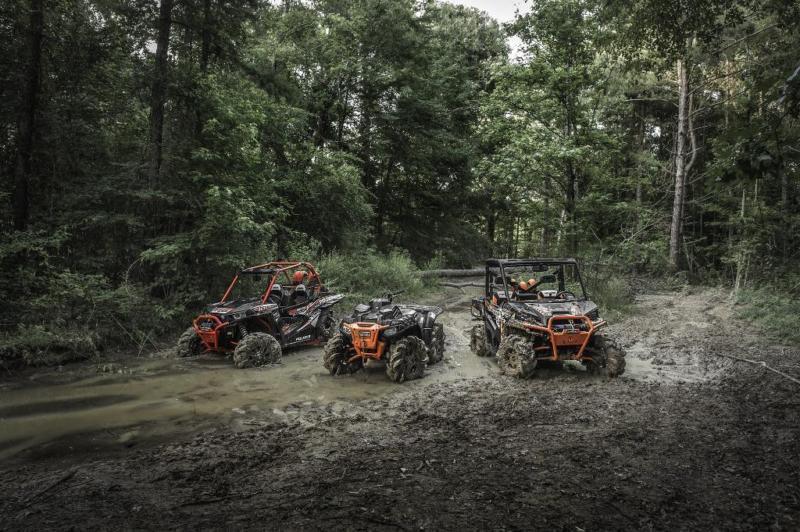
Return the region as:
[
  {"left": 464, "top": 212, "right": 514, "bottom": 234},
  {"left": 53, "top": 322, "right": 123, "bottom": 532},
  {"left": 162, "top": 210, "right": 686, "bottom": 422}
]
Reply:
[
  {"left": 386, "top": 336, "right": 427, "bottom": 383},
  {"left": 470, "top": 324, "right": 491, "bottom": 357},
  {"left": 585, "top": 334, "right": 626, "bottom": 377},
  {"left": 176, "top": 327, "right": 203, "bottom": 357},
  {"left": 233, "top": 333, "right": 282, "bottom": 369},
  {"left": 496, "top": 332, "right": 537, "bottom": 379},
  {"left": 323, "top": 332, "right": 363, "bottom": 376},
  {"left": 427, "top": 323, "right": 445, "bottom": 365}
]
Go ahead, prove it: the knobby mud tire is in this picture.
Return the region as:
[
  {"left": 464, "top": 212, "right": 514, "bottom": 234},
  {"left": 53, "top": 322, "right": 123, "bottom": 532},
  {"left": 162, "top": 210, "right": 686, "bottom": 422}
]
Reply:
[
  {"left": 470, "top": 324, "right": 491, "bottom": 357},
  {"left": 176, "top": 327, "right": 203, "bottom": 358},
  {"left": 427, "top": 323, "right": 445, "bottom": 365},
  {"left": 496, "top": 332, "right": 537, "bottom": 379},
  {"left": 232, "top": 333, "right": 282, "bottom": 369},
  {"left": 386, "top": 336, "right": 427, "bottom": 383},
  {"left": 586, "top": 334, "right": 626, "bottom": 377},
  {"left": 323, "top": 333, "right": 363, "bottom": 376}
]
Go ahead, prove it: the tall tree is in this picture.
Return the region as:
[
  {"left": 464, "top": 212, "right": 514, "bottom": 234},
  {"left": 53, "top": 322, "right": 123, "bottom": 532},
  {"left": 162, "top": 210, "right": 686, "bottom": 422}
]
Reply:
[
  {"left": 148, "top": 0, "right": 173, "bottom": 184},
  {"left": 12, "top": 0, "right": 43, "bottom": 230}
]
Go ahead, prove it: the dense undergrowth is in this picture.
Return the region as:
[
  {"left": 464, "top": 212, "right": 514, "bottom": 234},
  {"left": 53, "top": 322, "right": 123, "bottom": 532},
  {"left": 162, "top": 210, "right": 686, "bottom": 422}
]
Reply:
[
  {"left": 734, "top": 284, "right": 800, "bottom": 346},
  {"left": 0, "top": 241, "right": 439, "bottom": 370}
]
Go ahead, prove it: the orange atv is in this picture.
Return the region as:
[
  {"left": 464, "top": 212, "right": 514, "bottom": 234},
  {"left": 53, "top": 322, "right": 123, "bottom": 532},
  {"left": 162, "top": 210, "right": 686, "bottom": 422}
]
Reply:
[
  {"left": 323, "top": 291, "right": 445, "bottom": 383},
  {"left": 470, "top": 258, "right": 625, "bottom": 378}
]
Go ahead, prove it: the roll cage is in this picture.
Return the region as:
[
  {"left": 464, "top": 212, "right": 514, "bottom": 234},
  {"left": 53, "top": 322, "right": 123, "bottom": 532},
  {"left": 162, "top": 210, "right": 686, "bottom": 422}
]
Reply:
[
  {"left": 220, "top": 261, "right": 324, "bottom": 305},
  {"left": 484, "top": 258, "right": 588, "bottom": 302}
]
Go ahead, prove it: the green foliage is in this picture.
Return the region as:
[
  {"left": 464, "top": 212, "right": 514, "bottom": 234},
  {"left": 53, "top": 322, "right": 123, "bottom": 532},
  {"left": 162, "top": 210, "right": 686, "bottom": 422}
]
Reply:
[
  {"left": 735, "top": 287, "right": 800, "bottom": 346},
  {"left": 582, "top": 266, "right": 635, "bottom": 321},
  {"left": 318, "top": 250, "right": 428, "bottom": 310}
]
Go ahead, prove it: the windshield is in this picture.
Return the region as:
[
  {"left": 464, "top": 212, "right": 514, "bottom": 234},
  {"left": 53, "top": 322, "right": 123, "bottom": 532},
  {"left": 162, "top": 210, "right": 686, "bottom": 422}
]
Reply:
[
  {"left": 225, "top": 273, "right": 271, "bottom": 302},
  {"left": 499, "top": 262, "right": 586, "bottom": 301}
]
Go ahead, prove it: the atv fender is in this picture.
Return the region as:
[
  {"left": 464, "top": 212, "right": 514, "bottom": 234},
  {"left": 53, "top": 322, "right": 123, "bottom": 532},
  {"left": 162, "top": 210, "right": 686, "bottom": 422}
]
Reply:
[
  {"left": 416, "top": 308, "right": 442, "bottom": 345},
  {"left": 317, "top": 294, "right": 345, "bottom": 308}
]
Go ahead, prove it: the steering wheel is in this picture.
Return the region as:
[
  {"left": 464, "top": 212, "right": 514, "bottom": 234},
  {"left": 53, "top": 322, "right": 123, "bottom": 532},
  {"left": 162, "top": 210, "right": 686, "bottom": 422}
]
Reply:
[{"left": 557, "top": 290, "right": 576, "bottom": 299}]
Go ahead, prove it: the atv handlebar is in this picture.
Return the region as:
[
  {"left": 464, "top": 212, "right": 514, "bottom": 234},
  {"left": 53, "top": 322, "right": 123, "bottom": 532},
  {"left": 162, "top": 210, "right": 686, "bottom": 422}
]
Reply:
[{"left": 383, "top": 290, "right": 405, "bottom": 302}]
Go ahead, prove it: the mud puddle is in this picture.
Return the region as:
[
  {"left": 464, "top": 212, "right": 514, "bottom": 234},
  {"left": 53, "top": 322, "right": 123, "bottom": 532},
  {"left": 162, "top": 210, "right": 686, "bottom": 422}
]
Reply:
[
  {"left": 1, "top": 287, "right": 742, "bottom": 464},
  {"left": 0, "top": 288, "right": 491, "bottom": 463}
]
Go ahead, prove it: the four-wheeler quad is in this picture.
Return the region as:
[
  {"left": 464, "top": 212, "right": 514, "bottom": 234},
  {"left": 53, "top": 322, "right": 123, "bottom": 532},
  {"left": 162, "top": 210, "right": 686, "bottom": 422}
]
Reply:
[
  {"left": 177, "top": 261, "right": 343, "bottom": 368},
  {"left": 323, "top": 292, "right": 445, "bottom": 383},
  {"left": 470, "top": 258, "right": 625, "bottom": 378}
]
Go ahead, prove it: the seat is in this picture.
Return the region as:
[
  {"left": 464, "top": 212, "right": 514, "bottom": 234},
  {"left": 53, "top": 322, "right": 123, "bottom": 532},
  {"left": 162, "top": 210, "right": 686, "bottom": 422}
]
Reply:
[{"left": 291, "top": 284, "right": 309, "bottom": 305}]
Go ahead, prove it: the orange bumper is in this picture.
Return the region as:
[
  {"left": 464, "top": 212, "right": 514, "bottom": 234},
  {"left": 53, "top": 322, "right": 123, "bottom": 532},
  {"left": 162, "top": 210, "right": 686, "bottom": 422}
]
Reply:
[
  {"left": 193, "top": 314, "right": 228, "bottom": 352},
  {"left": 344, "top": 322, "right": 387, "bottom": 363},
  {"left": 519, "top": 315, "right": 605, "bottom": 361}
]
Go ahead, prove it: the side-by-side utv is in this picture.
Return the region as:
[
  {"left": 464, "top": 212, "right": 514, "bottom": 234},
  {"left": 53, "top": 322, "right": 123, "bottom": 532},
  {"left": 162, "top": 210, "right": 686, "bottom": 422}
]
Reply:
[
  {"left": 177, "top": 261, "right": 343, "bottom": 368},
  {"left": 323, "top": 292, "right": 445, "bottom": 383},
  {"left": 470, "top": 258, "right": 625, "bottom": 378}
]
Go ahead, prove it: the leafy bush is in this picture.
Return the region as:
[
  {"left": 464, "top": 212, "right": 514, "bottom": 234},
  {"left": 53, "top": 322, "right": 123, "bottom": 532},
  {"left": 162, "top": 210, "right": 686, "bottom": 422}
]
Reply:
[
  {"left": 584, "top": 275, "right": 634, "bottom": 321},
  {"left": 317, "top": 250, "right": 430, "bottom": 310},
  {"left": 0, "top": 231, "right": 169, "bottom": 369}
]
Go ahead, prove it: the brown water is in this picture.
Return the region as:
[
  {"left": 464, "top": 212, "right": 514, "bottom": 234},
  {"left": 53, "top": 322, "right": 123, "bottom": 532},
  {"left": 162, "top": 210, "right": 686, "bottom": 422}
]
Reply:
[{"left": 0, "top": 292, "right": 494, "bottom": 463}]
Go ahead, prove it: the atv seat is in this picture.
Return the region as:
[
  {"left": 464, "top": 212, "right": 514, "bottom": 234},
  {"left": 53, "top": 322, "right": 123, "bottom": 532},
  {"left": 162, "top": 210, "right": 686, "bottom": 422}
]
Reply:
[
  {"left": 490, "top": 289, "right": 509, "bottom": 304},
  {"left": 291, "top": 284, "right": 309, "bottom": 305},
  {"left": 514, "top": 291, "right": 541, "bottom": 301},
  {"left": 267, "top": 284, "right": 284, "bottom": 306}
]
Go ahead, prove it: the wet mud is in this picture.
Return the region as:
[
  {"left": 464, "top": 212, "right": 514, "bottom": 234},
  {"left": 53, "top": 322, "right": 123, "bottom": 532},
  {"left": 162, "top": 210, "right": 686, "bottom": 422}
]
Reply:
[{"left": 1, "top": 287, "right": 799, "bottom": 530}]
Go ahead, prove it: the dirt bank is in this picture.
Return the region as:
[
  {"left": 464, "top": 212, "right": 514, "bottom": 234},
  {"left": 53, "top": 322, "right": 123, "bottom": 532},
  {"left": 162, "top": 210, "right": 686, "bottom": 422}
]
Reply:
[{"left": 1, "top": 288, "right": 799, "bottom": 530}]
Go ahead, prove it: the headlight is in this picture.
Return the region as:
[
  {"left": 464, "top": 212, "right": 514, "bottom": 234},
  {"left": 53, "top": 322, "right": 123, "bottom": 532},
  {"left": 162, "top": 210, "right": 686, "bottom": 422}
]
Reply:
[
  {"left": 340, "top": 324, "right": 352, "bottom": 336},
  {"left": 383, "top": 327, "right": 397, "bottom": 338}
]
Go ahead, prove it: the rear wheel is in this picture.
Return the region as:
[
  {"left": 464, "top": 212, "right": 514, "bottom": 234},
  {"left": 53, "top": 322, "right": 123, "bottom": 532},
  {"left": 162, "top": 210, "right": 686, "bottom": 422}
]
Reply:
[
  {"left": 496, "top": 331, "right": 537, "bottom": 379},
  {"left": 176, "top": 327, "right": 202, "bottom": 358},
  {"left": 233, "top": 333, "right": 282, "bottom": 368},
  {"left": 585, "top": 334, "right": 626, "bottom": 377},
  {"left": 323, "top": 332, "right": 363, "bottom": 376},
  {"left": 470, "top": 324, "right": 491, "bottom": 357},
  {"left": 427, "top": 323, "right": 445, "bottom": 365},
  {"left": 386, "top": 336, "right": 427, "bottom": 383}
]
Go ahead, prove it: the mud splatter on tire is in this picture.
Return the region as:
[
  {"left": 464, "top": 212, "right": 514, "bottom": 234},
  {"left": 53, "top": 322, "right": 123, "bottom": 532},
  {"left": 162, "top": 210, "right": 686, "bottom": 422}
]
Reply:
[
  {"left": 586, "top": 334, "right": 626, "bottom": 377},
  {"left": 470, "top": 324, "right": 491, "bottom": 357},
  {"left": 386, "top": 336, "right": 427, "bottom": 383},
  {"left": 323, "top": 332, "right": 363, "bottom": 376},
  {"left": 427, "top": 323, "right": 445, "bottom": 365},
  {"left": 496, "top": 332, "right": 536, "bottom": 378},
  {"left": 176, "top": 327, "right": 202, "bottom": 358},
  {"left": 232, "top": 333, "right": 282, "bottom": 368}
]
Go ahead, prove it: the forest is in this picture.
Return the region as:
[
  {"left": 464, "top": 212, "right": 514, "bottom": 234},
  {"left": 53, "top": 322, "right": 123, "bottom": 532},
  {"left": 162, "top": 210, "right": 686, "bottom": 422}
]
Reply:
[{"left": 1, "top": 0, "right": 799, "bottom": 366}]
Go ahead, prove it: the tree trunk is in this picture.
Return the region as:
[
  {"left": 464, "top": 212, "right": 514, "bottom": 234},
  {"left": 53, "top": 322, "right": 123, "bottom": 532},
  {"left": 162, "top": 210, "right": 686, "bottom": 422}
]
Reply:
[
  {"left": 13, "top": 0, "right": 44, "bottom": 231},
  {"left": 565, "top": 163, "right": 578, "bottom": 254},
  {"left": 148, "top": 0, "right": 173, "bottom": 185},
  {"left": 669, "top": 58, "right": 689, "bottom": 270},
  {"left": 200, "top": 0, "right": 211, "bottom": 73},
  {"left": 486, "top": 211, "right": 496, "bottom": 247}
]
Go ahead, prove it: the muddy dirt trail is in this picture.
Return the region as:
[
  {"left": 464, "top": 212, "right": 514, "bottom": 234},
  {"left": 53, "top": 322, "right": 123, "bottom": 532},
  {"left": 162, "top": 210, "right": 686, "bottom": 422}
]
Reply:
[{"left": 1, "top": 288, "right": 799, "bottom": 530}]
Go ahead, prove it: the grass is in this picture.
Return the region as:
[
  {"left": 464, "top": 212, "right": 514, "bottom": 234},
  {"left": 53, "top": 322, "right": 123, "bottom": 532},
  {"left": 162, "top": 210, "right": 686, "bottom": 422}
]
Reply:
[{"left": 734, "top": 288, "right": 800, "bottom": 346}]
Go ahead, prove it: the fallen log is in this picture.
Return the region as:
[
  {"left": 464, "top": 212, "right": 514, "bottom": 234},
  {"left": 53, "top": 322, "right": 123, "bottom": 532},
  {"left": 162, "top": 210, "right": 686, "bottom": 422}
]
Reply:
[
  {"left": 440, "top": 282, "right": 483, "bottom": 289},
  {"left": 417, "top": 268, "right": 483, "bottom": 278}
]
